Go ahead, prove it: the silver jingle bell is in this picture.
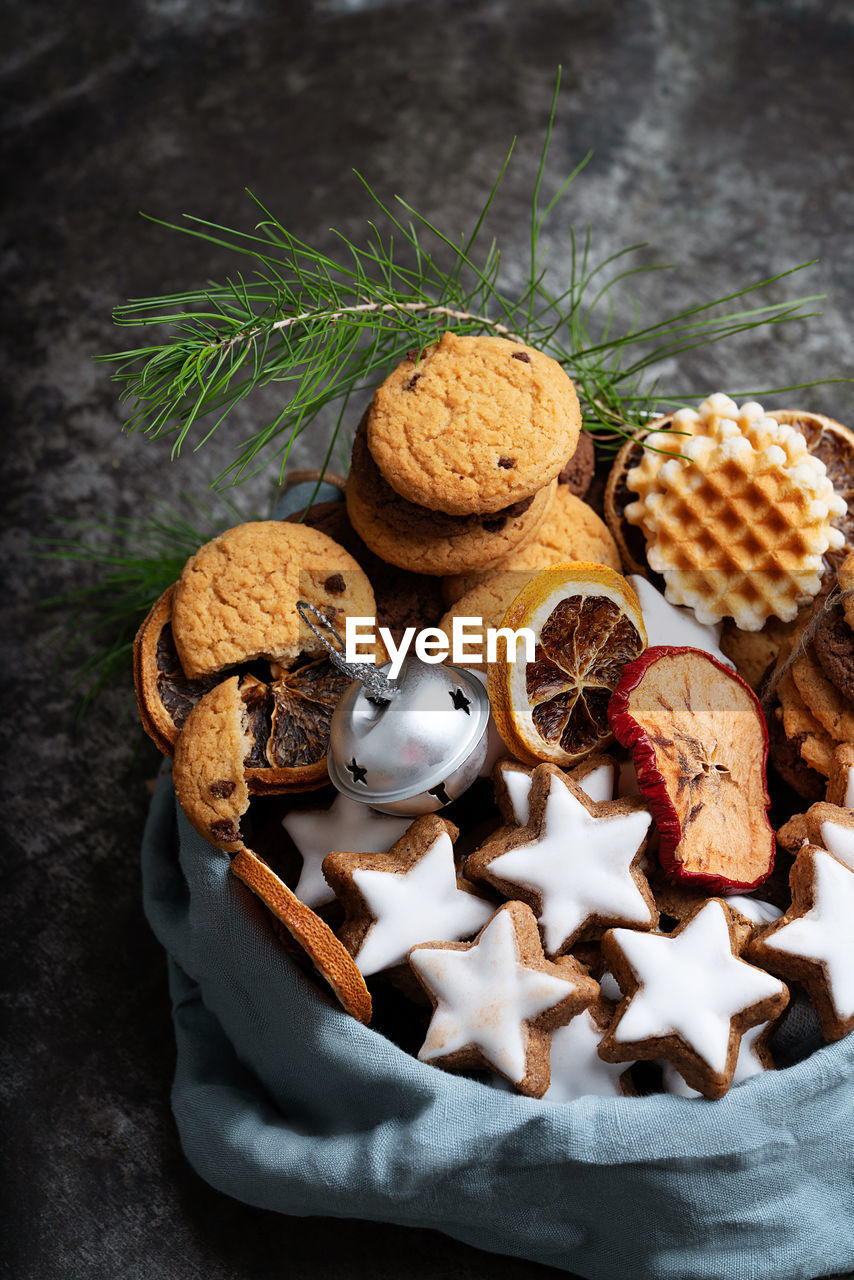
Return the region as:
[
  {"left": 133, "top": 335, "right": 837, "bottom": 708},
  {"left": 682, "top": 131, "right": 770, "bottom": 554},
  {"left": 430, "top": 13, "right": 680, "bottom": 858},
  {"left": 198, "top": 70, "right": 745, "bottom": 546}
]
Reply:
[{"left": 327, "top": 657, "right": 490, "bottom": 815}]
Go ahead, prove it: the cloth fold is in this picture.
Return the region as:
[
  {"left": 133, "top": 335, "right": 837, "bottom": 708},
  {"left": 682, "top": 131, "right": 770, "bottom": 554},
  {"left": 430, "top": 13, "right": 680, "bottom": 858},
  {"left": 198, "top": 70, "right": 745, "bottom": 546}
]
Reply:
[{"left": 143, "top": 771, "right": 854, "bottom": 1280}]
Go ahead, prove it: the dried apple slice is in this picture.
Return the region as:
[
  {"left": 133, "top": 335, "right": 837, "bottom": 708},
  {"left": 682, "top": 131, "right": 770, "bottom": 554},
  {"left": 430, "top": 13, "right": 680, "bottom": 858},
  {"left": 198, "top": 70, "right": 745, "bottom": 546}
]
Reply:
[{"left": 608, "top": 646, "right": 774, "bottom": 891}]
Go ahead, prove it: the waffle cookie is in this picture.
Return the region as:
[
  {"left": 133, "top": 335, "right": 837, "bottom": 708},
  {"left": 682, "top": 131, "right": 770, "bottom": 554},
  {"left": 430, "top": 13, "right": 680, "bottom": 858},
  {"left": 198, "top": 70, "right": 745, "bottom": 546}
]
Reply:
[
  {"left": 605, "top": 401, "right": 854, "bottom": 586},
  {"left": 624, "top": 396, "right": 847, "bottom": 630}
]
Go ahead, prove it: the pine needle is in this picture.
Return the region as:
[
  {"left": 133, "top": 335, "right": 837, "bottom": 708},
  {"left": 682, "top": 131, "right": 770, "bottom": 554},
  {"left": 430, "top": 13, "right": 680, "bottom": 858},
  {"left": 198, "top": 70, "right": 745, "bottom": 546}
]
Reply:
[
  {"left": 45, "top": 69, "right": 848, "bottom": 723},
  {"left": 36, "top": 493, "right": 251, "bottom": 725},
  {"left": 100, "top": 72, "right": 841, "bottom": 488}
]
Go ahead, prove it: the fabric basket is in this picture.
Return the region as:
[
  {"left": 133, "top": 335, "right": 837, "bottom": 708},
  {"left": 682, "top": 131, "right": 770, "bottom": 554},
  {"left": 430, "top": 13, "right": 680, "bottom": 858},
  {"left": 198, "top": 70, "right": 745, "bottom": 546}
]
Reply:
[{"left": 142, "top": 771, "right": 854, "bottom": 1280}]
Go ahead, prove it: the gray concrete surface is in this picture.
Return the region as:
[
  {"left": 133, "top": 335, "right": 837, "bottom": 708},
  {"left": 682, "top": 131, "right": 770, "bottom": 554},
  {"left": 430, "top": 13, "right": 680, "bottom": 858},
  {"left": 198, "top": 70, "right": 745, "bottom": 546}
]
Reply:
[{"left": 2, "top": 1, "right": 852, "bottom": 1276}]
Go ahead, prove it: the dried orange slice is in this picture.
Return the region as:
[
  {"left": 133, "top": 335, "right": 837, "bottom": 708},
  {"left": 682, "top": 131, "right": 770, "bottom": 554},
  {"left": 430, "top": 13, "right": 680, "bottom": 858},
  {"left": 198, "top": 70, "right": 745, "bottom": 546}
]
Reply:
[
  {"left": 487, "top": 563, "right": 647, "bottom": 766},
  {"left": 231, "top": 848, "right": 372, "bottom": 1024}
]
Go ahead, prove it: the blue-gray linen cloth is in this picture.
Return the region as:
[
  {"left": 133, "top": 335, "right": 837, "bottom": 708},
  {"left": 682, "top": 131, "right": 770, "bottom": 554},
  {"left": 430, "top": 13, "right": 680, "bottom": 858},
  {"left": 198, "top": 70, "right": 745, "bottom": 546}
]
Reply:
[{"left": 142, "top": 770, "right": 854, "bottom": 1280}]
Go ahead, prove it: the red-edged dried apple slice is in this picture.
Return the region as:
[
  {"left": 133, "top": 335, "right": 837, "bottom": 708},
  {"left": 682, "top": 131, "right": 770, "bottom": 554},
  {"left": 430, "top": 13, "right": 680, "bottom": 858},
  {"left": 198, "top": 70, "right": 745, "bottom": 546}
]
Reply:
[{"left": 608, "top": 646, "right": 774, "bottom": 891}]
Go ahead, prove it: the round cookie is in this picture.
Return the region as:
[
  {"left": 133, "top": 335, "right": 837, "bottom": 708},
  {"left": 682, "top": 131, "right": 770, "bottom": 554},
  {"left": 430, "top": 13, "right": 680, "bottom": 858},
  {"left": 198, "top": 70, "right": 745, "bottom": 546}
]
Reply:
[
  {"left": 777, "top": 672, "right": 835, "bottom": 776},
  {"left": 173, "top": 675, "right": 252, "bottom": 851},
  {"left": 840, "top": 552, "right": 854, "bottom": 631},
  {"left": 285, "top": 500, "right": 446, "bottom": 643},
  {"left": 350, "top": 411, "right": 534, "bottom": 538},
  {"left": 558, "top": 429, "right": 596, "bottom": 498},
  {"left": 172, "top": 520, "right": 377, "bottom": 679},
  {"left": 766, "top": 695, "right": 826, "bottom": 803},
  {"left": 346, "top": 473, "right": 557, "bottom": 577},
  {"left": 442, "top": 488, "right": 621, "bottom": 605},
  {"left": 436, "top": 576, "right": 531, "bottom": 665},
  {"left": 790, "top": 639, "right": 854, "bottom": 744},
  {"left": 366, "top": 331, "right": 581, "bottom": 516},
  {"left": 719, "top": 614, "right": 802, "bottom": 691}
]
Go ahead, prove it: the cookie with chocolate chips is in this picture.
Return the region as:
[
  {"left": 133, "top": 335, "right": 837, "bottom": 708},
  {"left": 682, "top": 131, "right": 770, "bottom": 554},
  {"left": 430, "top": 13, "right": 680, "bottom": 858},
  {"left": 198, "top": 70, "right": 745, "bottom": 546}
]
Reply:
[
  {"left": 366, "top": 331, "right": 581, "bottom": 516},
  {"left": 285, "top": 498, "right": 447, "bottom": 644},
  {"left": 350, "top": 412, "right": 534, "bottom": 538},
  {"left": 346, "top": 472, "right": 557, "bottom": 576},
  {"left": 558, "top": 428, "right": 596, "bottom": 498},
  {"left": 173, "top": 676, "right": 252, "bottom": 851},
  {"left": 172, "top": 520, "right": 377, "bottom": 679}
]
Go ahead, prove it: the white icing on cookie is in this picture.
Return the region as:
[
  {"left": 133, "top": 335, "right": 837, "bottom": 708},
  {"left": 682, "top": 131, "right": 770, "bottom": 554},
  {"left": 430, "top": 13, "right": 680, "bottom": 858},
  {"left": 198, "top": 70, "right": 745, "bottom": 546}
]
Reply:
[
  {"left": 500, "top": 768, "right": 535, "bottom": 827},
  {"left": 725, "top": 897, "right": 783, "bottom": 927},
  {"left": 820, "top": 819, "right": 854, "bottom": 872},
  {"left": 352, "top": 831, "right": 493, "bottom": 976},
  {"left": 611, "top": 901, "right": 786, "bottom": 1075},
  {"left": 497, "top": 759, "right": 616, "bottom": 827},
  {"left": 410, "top": 908, "right": 580, "bottom": 1084},
  {"left": 628, "top": 574, "right": 733, "bottom": 666},
  {"left": 661, "top": 1021, "right": 770, "bottom": 1097},
  {"left": 598, "top": 970, "right": 623, "bottom": 1003},
  {"left": 544, "top": 1009, "right": 627, "bottom": 1102},
  {"left": 283, "top": 794, "right": 410, "bottom": 909},
  {"left": 760, "top": 849, "right": 854, "bottom": 1021},
  {"left": 487, "top": 772, "right": 653, "bottom": 953},
  {"left": 576, "top": 762, "right": 616, "bottom": 806}
]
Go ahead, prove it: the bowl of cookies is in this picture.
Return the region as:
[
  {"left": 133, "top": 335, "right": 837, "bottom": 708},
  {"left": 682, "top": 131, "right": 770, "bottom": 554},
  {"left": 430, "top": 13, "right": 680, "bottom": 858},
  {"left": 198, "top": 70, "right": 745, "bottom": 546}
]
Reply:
[{"left": 138, "top": 337, "right": 854, "bottom": 1280}]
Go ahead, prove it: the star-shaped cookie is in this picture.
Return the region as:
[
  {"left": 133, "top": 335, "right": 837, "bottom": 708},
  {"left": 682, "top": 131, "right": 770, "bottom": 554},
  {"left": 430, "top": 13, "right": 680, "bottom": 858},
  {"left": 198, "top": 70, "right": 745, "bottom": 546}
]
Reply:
[
  {"left": 543, "top": 999, "right": 630, "bottom": 1103},
  {"left": 660, "top": 1019, "right": 776, "bottom": 1098},
  {"left": 493, "top": 754, "right": 617, "bottom": 827},
  {"left": 282, "top": 793, "right": 410, "bottom": 909},
  {"left": 826, "top": 743, "right": 854, "bottom": 810},
  {"left": 323, "top": 814, "right": 493, "bottom": 977},
  {"left": 599, "top": 899, "right": 789, "bottom": 1098},
  {"left": 747, "top": 844, "right": 854, "bottom": 1042},
  {"left": 409, "top": 901, "right": 598, "bottom": 1097},
  {"left": 777, "top": 802, "right": 854, "bottom": 873},
  {"left": 468, "top": 763, "right": 655, "bottom": 956}
]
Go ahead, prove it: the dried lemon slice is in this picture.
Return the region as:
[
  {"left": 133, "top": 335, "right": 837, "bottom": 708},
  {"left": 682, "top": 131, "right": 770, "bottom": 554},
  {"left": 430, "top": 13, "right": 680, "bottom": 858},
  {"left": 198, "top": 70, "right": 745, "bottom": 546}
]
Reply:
[{"left": 487, "top": 563, "right": 647, "bottom": 766}]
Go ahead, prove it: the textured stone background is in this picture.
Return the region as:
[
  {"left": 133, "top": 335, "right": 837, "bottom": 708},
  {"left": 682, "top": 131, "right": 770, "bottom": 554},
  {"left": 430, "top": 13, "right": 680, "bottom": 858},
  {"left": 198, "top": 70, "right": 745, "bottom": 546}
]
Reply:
[{"left": 1, "top": 1, "right": 852, "bottom": 1277}]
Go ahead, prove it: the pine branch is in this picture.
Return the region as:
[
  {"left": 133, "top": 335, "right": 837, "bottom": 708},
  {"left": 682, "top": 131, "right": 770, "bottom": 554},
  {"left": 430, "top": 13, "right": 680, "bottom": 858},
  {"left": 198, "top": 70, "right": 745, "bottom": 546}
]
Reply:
[
  {"left": 100, "top": 72, "right": 842, "bottom": 488},
  {"left": 35, "top": 494, "right": 252, "bottom": 725},
  {"left": 42, "top": 70, "right": 850, "bottom": 725}
]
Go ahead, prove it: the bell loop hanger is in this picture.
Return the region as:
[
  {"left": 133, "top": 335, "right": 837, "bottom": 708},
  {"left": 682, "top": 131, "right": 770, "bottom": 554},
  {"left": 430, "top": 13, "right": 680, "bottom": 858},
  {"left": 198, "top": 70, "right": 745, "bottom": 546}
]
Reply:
[{"left": 296, "top": 601, "right": 397, "bottom": 705}]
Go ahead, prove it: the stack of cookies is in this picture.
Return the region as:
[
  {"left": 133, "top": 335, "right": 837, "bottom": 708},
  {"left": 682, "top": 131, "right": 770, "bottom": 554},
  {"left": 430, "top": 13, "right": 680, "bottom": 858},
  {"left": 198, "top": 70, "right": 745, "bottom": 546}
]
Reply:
[
  {"left": 346, "top": 331, "right": 585, "bottom": 576},
  {"left": 765, "top": 551, "right": 854, "bottom": 800},
  {"left": 134, "top": 519, "right": 386, "bottom": 849}
]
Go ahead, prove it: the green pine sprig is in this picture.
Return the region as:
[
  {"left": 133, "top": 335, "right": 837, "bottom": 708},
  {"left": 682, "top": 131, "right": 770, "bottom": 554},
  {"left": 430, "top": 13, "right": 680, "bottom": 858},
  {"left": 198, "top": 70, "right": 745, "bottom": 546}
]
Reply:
[
  {"left": 101, "top": 70, "right": 838, "bottom": 489},
  {"left": 43, "top": 69, "right": 849, "bottom": 723},
  {"left": 35, "top": 495, "right": 249, "bottom": 725}
]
